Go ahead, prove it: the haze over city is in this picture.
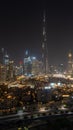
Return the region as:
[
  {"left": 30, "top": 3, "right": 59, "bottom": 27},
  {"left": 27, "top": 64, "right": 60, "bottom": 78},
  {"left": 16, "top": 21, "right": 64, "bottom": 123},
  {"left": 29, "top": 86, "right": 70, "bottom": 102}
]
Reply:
[{"left": 0, "top": 0, "right": 73, "bottom": 66}]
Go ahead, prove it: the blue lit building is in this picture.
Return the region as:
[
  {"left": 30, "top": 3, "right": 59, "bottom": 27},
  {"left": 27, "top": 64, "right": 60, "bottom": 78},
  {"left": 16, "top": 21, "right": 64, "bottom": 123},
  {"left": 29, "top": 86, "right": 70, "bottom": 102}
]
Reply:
[
  {"left": 4, "top": 52, "right": 9, "bottom": 65},
  {"left": 24, "top": 50, "right": 32, "bottom": 76},
  {"left": 24, "top": 50, "right": 42, "bottom": 76}
]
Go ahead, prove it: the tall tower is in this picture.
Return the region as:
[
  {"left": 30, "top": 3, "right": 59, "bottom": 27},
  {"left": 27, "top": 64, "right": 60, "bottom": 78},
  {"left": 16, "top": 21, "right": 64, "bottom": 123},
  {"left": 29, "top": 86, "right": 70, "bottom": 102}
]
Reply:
[
  {"left": 68, "top": 52, "right": 73, "bottom": 75},
  {"left": 24, "top": 50, "right": 32, "bottom": 75},
  {"left": 4, "top": 52, "right": 9, "bottom": 65},
  {"left": 42, "top": 11, "right": 48, "bottom": 74},
  {"left": 1, "top": 48, "right": 4, "bottom": 64}
]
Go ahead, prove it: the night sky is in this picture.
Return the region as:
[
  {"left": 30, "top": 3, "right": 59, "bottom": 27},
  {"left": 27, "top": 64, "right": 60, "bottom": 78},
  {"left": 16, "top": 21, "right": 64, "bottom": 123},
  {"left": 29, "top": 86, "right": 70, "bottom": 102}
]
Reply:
[{"left": 0, "top": 0, "right": 73, "bottom": 67}]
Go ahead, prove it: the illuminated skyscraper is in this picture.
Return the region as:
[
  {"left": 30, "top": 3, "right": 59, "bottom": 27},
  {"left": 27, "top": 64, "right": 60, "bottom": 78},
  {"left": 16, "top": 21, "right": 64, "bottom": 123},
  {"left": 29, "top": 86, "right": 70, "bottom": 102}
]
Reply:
[
  {"left": 1, "top": 48, "right": 9, "bottom": 65},
  {"left": 31, "top": 57, "right": 42, "bottom": 75},
  {"left": 42, "top": 11, "right": 49, "bottom": 74},
  {"left": 4, "top": 52, "right": 9, "bottom": 65},
  {"left": 6, "top": 61, "right": 14, "bottom": 81},
  {"left": 24, "top": 50, "right": 32, "bottom": 75},
  {"left": 67, "top": 52, "right": 73, "bottom": 75}
]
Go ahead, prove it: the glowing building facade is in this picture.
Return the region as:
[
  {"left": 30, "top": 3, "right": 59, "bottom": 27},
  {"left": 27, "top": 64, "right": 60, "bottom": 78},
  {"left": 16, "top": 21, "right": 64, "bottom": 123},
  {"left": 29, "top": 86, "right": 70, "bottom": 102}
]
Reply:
[
  {"left": 31, "top": 57, "right": 42, "bottom": 75},
  {"left": 24, "top": 50, "right": 32, "bottom": 76},
  {"left": 67, "top": 52, "right": 73, "bottom": 76}
]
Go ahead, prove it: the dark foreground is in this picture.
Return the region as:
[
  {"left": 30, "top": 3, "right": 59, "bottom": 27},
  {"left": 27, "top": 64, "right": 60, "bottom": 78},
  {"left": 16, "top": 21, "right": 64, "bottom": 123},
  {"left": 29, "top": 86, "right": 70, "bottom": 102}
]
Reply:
[{"left": 1, "top": 116, "right": 73, "bottom": 130}]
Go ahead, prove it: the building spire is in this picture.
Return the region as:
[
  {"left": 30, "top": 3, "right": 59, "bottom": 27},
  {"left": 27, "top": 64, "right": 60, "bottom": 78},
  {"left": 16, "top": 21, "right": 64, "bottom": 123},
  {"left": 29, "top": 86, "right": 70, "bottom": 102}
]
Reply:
[{"left": 42, "top": 10, "right": 49, "bottom": 74}]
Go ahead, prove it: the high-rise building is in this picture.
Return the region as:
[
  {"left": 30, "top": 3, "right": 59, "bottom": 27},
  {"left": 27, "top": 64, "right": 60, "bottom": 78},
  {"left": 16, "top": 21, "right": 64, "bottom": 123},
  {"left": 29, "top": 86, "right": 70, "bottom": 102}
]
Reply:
[
  {"left": 4, "top": 52, "right": 9, "bottom": 65},
  {"left": 0, "top": 64, "right": 6, "bottom": 83},
  {"left": 58, "top": 64, "right": 64, "bottom": 74},
  {"left": 24, "top": 50, "right": 43, "bottom": 76},
  {"left": 42, "top": 11, "right": 49, "bottom": 74},
  {"left": 31, "top": 57, "right": 42, "bottom": 75},
  {"left": 24, "top": 50, "right": 32, "bottom": 75},
  {"left": 6, "top": 61, "right": 14, "bottom": 81},
  {"left": 67, "top": 52, "right": 73, "bottom": 76},
  {"left": 0, "top": 48, "right": 9, "bottom": 65},
  {"left": 15, "top": 61, "right": 23, "bottom": 76},
  {"left": 1, "top": 48, "right": 4, "bottom": 64}
]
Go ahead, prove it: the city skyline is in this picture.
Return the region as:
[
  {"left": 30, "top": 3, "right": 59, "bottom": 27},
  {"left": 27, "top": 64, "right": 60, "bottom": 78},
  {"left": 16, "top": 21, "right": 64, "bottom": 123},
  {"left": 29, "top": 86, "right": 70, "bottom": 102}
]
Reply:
[{"left": 0, "top": 1, "right": 73, "bottom": 66}]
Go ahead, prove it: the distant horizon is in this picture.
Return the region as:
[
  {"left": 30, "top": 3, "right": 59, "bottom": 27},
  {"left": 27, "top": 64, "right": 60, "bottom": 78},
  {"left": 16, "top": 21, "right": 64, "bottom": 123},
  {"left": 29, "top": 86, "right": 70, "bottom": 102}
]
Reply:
[{"left": 0, "top": 47, "right": 70, "bottom": 71}]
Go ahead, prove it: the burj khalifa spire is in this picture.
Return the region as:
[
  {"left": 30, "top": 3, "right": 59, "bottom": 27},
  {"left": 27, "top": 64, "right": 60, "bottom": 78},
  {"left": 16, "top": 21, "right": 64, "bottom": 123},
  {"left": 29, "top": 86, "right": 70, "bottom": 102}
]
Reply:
[{"left": 42, "top": 11, "right": 49, "bottom": 74}]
